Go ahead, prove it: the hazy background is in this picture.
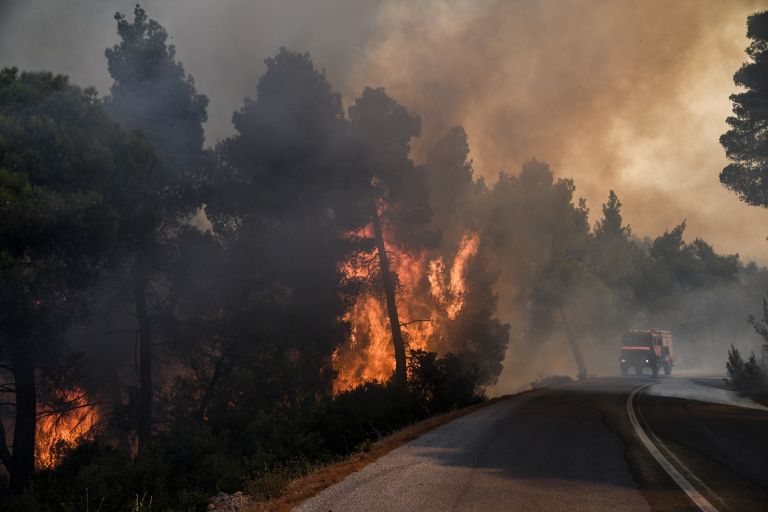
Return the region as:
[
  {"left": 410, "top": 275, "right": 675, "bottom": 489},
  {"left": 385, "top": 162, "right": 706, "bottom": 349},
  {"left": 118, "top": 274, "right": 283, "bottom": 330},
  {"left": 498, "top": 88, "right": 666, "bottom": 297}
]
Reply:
[{"left": 1, "top": 0, "right": 766, "bottom": 263}]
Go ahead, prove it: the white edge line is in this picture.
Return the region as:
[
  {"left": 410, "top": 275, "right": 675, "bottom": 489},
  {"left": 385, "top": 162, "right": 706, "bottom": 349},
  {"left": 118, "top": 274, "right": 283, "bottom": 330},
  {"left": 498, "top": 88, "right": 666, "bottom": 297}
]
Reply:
[{"left": 627, "top": 383, "right": 720, "bottom": 512}]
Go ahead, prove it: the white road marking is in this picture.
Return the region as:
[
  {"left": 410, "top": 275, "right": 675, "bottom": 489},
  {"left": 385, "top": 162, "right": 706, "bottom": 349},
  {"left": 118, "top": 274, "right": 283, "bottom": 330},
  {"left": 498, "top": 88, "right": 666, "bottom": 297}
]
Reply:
[{"left": 627, "top": 383, "right": 720, "bottom": 512}]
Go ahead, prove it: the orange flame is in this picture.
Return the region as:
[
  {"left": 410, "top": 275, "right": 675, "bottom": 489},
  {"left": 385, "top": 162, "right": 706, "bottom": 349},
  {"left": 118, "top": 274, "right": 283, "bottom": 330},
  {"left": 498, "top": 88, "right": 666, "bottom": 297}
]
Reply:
[
  {"left": 429, "top": 232, "right": 480, "bottom": 320},
  {"left": 35, "top": 388, "right": 100, "bottom": 468},
  {"left": 333, "top": 228, "right": 479, "bottom": 392}
]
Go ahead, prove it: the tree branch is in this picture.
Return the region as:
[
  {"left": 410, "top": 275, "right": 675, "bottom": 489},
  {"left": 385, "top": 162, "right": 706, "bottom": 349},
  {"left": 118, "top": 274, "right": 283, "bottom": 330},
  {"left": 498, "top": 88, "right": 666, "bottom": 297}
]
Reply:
[
  {"left": 400, "top": 319, "right": 433, "bottom": 327},
  {"left": 36, "top": 400, "right": 104, "bottom": 418}
]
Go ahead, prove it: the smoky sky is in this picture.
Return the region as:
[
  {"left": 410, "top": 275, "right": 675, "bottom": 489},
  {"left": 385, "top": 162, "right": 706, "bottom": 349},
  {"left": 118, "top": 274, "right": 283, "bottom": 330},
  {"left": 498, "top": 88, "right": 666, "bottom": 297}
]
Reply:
[{"left": 1, "top": 0, "right": 767, "bottom": 263}]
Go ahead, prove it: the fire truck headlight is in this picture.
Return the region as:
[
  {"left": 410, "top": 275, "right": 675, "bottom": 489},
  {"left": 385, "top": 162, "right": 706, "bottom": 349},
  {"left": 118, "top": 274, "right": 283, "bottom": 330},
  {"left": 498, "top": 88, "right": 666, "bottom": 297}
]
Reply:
[
  {"left": 645, "top": 359, "right": 649, "bottom": 363},
  {"left": 620, "top": 359, "right": 626, "bottom": 363}
]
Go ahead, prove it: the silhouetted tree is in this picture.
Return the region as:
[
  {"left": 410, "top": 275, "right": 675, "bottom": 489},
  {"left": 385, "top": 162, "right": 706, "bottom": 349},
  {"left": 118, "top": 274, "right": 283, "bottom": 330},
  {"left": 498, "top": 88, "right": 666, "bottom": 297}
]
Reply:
[
  {"left": 104, "top": 4, "right": 209, "bottom": 451},
  {"left": 208, "top": 49, "right": 357, "bottom": 409},
  {"left": 720, "top": 10, "right": 768, "bottom": 208},
  {"left": 485, "top": 160, "right": 591, "bottom": 377},
  {"left": 594, "top": 190, "right": 630, "bottom": 240},
  {"left": 105, "top": 5, "right": 208, "bottom": 162},
  {"left": 425, "top": 126, "right": 477, "bottom": 245},
  {"left": 590, "top": 190, "right": 640, "bottom": 328}
]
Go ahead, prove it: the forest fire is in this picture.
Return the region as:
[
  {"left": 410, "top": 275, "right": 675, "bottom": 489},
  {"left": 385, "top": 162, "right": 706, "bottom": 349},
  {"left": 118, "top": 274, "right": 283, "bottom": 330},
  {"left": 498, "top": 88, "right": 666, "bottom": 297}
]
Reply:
[
  {"left": 35, "top": 388, "right": 100, "bottom": 469},
  {"left": 333, "top": 228, "right": 480, "bottom": 392}
]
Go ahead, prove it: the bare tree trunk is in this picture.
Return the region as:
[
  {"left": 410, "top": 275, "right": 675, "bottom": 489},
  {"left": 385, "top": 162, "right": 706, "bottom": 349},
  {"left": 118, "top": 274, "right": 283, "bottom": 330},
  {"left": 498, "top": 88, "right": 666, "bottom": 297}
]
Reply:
[
  {"left": 8, "top": 349, "right": 35, "bottom": 494},
  {"left": 370, "top": 202, "right": 408, "bottom": 387},
  {"left": 133, "top": 244, "right": 153, "bottom": 453},
  {"left": 559, "top": 305, "right": 588, "bottom": 380}
]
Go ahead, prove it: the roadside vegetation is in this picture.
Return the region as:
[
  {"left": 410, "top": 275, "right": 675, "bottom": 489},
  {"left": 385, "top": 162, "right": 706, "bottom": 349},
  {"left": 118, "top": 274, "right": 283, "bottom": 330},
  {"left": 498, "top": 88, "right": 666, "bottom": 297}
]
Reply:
[
  {"left": 725, "top": 295, "right": 768, "bottom": 401},
  {"left": 1, "top": 5, "right": 768, "bottom": 512}
]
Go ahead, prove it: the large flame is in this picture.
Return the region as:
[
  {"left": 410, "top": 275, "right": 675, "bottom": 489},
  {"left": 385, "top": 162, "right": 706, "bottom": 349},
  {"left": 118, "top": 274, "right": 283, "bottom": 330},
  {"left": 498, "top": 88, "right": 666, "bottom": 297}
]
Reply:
[
  {"left": 333, "top": 229, "right": 479, "bottom": 392},
  {"left": 429, "top": 232, "right": 480, "bottom": 320},
  {"left": 36, "top": 388, "right": 100, "bottom": 468}
]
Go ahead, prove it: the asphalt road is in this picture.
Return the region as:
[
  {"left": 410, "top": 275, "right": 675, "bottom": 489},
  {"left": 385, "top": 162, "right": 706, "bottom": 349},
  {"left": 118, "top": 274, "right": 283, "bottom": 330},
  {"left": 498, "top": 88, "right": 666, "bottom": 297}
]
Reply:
[{"left": 294, "top": 376, "right": 768, "bottom": 512}]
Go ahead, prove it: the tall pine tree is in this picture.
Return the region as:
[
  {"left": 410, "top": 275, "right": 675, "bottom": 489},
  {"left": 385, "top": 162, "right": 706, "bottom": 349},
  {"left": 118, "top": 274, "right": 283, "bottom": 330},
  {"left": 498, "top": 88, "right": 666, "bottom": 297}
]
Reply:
[
  {"left": 720, "top": 10, "right": 768, "bottom": 208},
  {"left": 104, "top": 4, "right": 208, "bottom": 452}
]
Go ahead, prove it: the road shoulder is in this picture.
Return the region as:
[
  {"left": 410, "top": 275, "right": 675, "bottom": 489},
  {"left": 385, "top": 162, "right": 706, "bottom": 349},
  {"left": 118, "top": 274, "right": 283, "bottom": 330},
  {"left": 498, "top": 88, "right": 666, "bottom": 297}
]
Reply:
[{"left": 247, "top": 391, "right": 536, "bottom": 512}]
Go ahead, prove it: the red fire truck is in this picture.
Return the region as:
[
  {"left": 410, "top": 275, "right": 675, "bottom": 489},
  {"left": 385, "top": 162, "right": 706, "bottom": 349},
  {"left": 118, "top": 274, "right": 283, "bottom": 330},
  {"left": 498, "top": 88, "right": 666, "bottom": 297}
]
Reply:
[{"left": 619, "top": 329, "right": 673, "bottom": 377}]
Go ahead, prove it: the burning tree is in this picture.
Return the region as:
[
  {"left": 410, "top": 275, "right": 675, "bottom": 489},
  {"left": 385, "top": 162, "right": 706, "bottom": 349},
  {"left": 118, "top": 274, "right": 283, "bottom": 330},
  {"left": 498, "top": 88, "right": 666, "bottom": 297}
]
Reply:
[
  {"left": 35, "top": 387, "right": 100, "bottom": 469},
  {"left": 345, "top": 87, "right": 432, "bottom": 387},
  {"left": 333, "top": 119, "right": 509, "bottom": 391}
]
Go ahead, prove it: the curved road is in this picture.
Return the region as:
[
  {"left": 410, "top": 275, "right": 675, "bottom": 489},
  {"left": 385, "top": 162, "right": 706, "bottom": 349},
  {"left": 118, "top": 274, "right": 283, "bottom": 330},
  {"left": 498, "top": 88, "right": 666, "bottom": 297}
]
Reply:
[{"left": 295, "top": 376, "right": 768, "bottom": 512}]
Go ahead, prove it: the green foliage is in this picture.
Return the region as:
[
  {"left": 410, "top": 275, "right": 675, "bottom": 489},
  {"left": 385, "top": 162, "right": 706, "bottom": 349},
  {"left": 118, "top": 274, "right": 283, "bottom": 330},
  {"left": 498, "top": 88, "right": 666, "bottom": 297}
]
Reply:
[
  {"left": 0, "top": 66, "right": 156, "bottom": 492},
  {"left": 720, "top": 10, "right": 768, "bottom": 208}
]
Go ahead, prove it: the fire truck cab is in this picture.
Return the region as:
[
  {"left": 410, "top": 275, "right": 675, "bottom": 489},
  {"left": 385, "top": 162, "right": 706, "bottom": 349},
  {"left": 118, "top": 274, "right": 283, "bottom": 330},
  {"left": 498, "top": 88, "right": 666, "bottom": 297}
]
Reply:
[{"left": 619, "top": 329, "right": 673, "bottom": 377}]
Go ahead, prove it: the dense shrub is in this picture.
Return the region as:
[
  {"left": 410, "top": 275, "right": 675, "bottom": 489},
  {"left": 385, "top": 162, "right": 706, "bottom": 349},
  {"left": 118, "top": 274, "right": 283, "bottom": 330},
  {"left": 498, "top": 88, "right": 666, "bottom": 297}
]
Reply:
[
  {"left": 726, "top": 345, "right": 768, "bottom": 398},
  {"left": 408, "top": 350, "right": 485, "bottom": 413}
]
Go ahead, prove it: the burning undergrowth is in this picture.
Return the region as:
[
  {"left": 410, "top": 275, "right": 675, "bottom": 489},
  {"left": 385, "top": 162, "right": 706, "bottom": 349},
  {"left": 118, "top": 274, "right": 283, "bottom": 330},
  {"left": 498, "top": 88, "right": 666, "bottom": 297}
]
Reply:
[{"left": 35, "top": 388, "right": 100, "bottom": 469}]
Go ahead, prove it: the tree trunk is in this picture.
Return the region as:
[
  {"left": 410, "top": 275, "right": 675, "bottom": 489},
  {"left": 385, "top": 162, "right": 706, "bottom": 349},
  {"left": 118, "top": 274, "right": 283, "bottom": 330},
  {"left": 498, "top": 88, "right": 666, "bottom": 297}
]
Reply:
[
  {"left": 133, "top": 244, "right": 153, "bottom": 453},
  {"left": 762, "top": 294, "right": 768, "bottom": 369},
  {"left": 0, "top": 411, "right": 12, "bottom": 472},
  {"left": 9, "top": 349, "right": 35, "bottom": 494},
  {"left": 559, "top": 305, "right": 588, "bottom": 380},
  {"left": 370, "top": 202, "right": 408, "bottom": 387}
]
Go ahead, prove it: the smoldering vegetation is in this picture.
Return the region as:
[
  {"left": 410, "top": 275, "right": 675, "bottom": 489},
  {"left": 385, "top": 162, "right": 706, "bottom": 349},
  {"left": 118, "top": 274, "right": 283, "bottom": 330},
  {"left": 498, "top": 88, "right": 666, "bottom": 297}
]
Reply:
[{"left": 0, "top": 4, "right": 767, "bottom": 510}]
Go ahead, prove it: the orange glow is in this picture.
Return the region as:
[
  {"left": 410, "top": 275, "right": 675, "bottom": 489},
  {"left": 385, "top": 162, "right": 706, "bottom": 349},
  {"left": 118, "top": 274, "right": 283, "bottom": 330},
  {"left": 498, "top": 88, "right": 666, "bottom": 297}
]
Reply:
[
  {"left": 333, "top": 226, "right": 479, "bottom": 392},
  {"left": 35, "top": 388, "right": 100, "bottom": 468}
]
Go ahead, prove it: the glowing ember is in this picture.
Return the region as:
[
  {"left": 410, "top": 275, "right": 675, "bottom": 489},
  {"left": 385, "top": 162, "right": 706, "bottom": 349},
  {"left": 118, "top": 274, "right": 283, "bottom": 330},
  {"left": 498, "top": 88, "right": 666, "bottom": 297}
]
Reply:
[
  {"left": 35, "top": 388, "right": 100, "bottom": 468},
  {"left": 333, "top": 228, "right": 479, "bottom": 392}
]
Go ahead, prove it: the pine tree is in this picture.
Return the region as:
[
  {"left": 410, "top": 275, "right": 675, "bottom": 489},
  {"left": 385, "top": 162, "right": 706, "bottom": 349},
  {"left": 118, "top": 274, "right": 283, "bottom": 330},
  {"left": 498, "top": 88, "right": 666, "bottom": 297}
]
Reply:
[
  {"left": 594, "top": 190, "right": 630, "bottom": 240},
  {"left": 720, "top": 10, "right": 768, "bottom": 208},
  {"left": 104, "top": 4, "right": 208, "bottom": 452}
]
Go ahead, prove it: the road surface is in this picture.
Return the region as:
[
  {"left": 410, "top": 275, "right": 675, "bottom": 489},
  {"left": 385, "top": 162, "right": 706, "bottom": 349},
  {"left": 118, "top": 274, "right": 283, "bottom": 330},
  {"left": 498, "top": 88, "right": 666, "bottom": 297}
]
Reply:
[{"left": 294, "top": 376, "right": 768, "bottom": 512}]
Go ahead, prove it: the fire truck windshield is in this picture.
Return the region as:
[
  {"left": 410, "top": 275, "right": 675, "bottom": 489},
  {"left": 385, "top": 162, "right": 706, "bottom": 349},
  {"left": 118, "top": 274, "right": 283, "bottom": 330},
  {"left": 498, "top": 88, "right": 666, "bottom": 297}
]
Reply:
[{"left": 622, "top": 332, "right": 653, "bottom": 347}]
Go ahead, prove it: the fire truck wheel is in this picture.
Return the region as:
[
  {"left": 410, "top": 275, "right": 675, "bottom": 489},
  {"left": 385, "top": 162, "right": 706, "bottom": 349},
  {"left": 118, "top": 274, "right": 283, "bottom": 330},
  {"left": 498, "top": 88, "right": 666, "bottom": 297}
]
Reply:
[
  {"left": 651, "top": 363, "right": 659, "bottom": 378},
  {"left": 620, "top": 365, "right": 628, "bottom": 376}
]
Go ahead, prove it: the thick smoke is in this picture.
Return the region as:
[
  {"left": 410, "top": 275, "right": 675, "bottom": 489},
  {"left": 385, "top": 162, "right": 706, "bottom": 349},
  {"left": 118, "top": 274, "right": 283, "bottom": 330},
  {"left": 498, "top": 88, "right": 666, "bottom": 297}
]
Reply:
[{"left": 344, "top": 0, "right": 768, "bottom": 263}]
